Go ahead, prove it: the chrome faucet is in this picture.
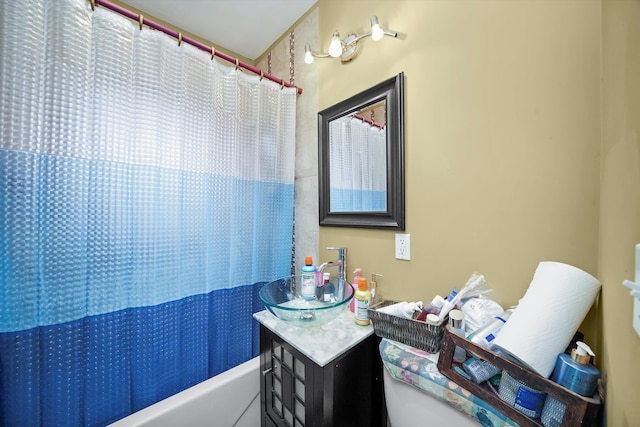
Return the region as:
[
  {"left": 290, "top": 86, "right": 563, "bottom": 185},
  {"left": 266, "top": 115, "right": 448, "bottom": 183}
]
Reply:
[{"left": 317, "top": 247, "right": 347, "bottom": 282}]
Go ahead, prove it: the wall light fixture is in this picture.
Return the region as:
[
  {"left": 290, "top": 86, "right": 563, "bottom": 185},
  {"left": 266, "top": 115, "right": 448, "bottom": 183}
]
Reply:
[{"left": 304, "top": 16, "right": 398, "bottom": 64}]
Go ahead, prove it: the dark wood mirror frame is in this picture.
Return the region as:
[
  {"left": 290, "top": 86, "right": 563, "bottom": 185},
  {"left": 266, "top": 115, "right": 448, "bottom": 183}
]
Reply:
[{"left": 318, "top": 72, "right": 405, "bottom": 229}]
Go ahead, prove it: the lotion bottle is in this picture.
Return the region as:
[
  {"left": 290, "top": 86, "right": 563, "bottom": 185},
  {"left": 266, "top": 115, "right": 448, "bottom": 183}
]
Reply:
[
  {"left": 354, "top": 278, "right": 371, "bottom": 326},
  {"left": 551, "top": 341, "right": 600, "bottom": 397}
]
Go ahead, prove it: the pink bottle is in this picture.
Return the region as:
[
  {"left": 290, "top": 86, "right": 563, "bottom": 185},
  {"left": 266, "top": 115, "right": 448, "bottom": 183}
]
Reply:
[
  {"left": 350, "top": 268, "right": 362, "bottom": 312},
  {"left": 415, "top": 295, "right": 445, "bottom": 322}
]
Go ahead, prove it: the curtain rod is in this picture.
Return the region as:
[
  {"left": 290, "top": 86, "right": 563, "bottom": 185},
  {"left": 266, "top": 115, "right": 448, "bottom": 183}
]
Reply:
[
  {"left": 90, "top": 0, "right": 303, "bottom": 95},
  {"left": 353, "top": 114, "right": 384, "bottom": 130}
]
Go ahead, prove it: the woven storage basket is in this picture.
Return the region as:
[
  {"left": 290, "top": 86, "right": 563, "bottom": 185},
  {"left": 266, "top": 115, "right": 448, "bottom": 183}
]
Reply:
[{"left": 368, "top": 300, "right": 447, "bottom": 353}]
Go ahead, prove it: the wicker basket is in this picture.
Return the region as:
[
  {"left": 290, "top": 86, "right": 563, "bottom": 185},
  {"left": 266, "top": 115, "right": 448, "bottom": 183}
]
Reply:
[{"left": 368, "top": 300, "right": 447, "bottom": 353}]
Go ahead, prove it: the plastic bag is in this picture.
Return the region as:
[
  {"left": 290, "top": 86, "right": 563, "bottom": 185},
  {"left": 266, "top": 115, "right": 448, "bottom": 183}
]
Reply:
[
  {"left": 455, "top": 273, "right": 500, "bottom": 303},
  {"left": 451, "top": 273, "right": 505, "bottom": 333}
]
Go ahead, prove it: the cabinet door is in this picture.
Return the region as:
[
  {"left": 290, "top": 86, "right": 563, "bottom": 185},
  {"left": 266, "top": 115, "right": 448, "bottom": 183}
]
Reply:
[
  {"left": 259, "top": 324, "right": 386, "bottom": 427},
  {"left": 261, "top": 327, "right": 314, "bottom": 427}
]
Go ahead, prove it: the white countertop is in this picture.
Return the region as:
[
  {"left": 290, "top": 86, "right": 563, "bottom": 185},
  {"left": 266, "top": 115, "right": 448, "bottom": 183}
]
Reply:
[{"left": 254, "top": 308, "right": 375, "bottom": 367}]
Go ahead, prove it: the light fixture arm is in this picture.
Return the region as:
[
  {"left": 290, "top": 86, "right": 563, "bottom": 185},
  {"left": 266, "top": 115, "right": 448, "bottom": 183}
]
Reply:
[
  {"left": 347, "top": 29, "right": 398, "bottom": 47},
  {"left": 304, "top": 16, "right": 398, "bottom": 64}
]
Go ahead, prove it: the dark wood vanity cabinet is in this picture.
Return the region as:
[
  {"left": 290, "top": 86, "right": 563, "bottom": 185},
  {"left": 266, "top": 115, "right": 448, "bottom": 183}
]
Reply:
[{"left": 259, "top": 325, "right": 387, "bottom": 427}]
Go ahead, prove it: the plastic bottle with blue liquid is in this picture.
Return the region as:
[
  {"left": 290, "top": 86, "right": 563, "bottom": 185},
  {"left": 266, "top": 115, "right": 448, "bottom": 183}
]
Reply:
[{"left": 301, "top": 256, "right": 316, "bottom": 301}]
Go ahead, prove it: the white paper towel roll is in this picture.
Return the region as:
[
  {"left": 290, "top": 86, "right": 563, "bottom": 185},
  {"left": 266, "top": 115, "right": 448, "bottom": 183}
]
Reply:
[{"left": 493, "top": 262, "right": 601, "bottom": 378}]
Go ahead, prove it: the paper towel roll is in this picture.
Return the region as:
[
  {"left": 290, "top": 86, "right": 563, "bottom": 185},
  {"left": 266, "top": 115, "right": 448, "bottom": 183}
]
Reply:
[{"left": 493, "top": 262, "right": 601, "bottom": 378}]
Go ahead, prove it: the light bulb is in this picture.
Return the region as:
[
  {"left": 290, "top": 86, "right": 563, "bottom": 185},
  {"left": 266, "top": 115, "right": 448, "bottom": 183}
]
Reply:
[
  {"left": 328, "top": 31, "right": 343, "bottom": 57},
  {"left": 370, "top": 16, "right": 384, "bottom": 41},
  {"left": 304, "top": 44, "right": 314, "bottom": 64}
]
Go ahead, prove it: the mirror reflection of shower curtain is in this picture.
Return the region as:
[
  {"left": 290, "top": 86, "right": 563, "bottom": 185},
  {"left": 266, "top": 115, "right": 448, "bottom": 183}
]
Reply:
[
  {"left": 329, "top": 116, "right": 387, "bottom": 212},
  {"left": 0, "top": 1, "right": 296, "bottom": 426}
]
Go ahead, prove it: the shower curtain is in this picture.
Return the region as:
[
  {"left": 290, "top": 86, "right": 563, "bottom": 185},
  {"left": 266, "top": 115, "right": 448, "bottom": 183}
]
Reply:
[
  {"left": 329, "top": 116, "right": 386, "bottom": 212},
  {"left": 0, "top": 0, "right": 296, "bottom": 425}
]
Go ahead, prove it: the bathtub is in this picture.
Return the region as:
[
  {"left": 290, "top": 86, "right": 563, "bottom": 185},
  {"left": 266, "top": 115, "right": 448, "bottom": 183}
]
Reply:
[{"left": 109, "top": 357, "right": 261, "bottom": 427}]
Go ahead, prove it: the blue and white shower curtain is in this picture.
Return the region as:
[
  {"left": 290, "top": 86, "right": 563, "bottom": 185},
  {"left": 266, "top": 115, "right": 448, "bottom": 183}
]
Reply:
[
  {"left": 329, "top": 116, "right": 386, "bottom": 212},
  {"left": 0, "top": 0, "right": 296, "bottom": 425}
]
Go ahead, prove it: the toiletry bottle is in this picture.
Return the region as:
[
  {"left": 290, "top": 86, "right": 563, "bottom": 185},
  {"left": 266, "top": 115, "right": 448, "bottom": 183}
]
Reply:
[
  {"left": 377, "top": 301, "right": 423, "bottom": 319},
  {"left": 448, "top": 309, "right": 467, "bottom": 363},
  {"left": 425, "top": 313, "right": 440, "bottom": 325},
  {"left": 550, "top": 341, "right": 601, "bottom": 397},
  {"left": 354, "top": 278, "right": 371, "bottom": 326},
  {"left": 416, "top": 295, "right": 445, "bottom": 322},
  {"left": 323, "top": 272, "right": 330, "bottom": 286},
  {"left": 370, "top": 272, "right": 383, "bottom": 305},
  {"left": 437, "top": 288, "right": 459, "bottom": 322},
  {"left": 301, "top": 256, "right": 316, "bottom": 301},
  {"left": 321, "top": 272, "right": 335, "bottom": 303},
  {"left": 350, "top": 268, "right": 362, "bottom": 312},
  {"left": 466, "top": 309, "right": 512, "bottom": 352}
]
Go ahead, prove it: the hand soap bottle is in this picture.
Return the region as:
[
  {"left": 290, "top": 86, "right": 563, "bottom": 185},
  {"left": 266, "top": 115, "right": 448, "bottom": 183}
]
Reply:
[
  {"left": 370, "top": 272, "right": 383, "bottom": 305},
  {"left": 551, "top": 341, "right": 600, "bottom": 397},
  {"left": 350, "top": 268, "right": 362, "bottom": 312}
]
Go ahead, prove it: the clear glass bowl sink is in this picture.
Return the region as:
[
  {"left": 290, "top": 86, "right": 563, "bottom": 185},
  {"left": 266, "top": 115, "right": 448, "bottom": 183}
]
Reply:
[{"left": 259, "top": 275, "right": 354, "bottom": 328}]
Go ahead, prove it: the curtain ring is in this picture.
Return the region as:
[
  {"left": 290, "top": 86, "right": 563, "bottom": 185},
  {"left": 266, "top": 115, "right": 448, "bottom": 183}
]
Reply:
[
  {"left": 260, "top": 70, "right": 264, "bottom": 81},
  {"left": 211, "top": 47, "right": 216, "bottom": 60},
  {"left": 281, "top": 80, "right": 285, "bottom": 90},
  {"left": 139, "top": 14, "right": 143, "bottom": 31},
  {"left": 178, "top": 32, "right": 182, "bottom": 46},
  {"left": 89, "top": 0, "right": 95, "bottom": 11},
  {"left": 235, "top": 58, "right": 239, "bottom": 70}
]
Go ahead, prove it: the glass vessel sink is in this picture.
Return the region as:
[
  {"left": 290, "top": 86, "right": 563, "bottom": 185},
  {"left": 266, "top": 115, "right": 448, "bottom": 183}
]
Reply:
[{"left": 259, "top": 275, "right": 354, "bottom": 328}]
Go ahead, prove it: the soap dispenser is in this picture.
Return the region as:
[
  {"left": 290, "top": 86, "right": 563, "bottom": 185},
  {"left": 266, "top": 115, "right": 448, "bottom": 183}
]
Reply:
[
  {"left": 551, "top": 341, "right": 601, "bottom": 397},
  {"left": 370, "top": 272, "right": 382, "bottom": 304},
  {"left": 350, "top": 268, "right": 362, "bottom": 312}
]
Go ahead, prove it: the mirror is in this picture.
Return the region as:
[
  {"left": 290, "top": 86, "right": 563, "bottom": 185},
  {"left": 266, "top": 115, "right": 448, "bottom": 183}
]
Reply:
[{"left": 318, "top": 72, "right": 405, "bottom": 229}]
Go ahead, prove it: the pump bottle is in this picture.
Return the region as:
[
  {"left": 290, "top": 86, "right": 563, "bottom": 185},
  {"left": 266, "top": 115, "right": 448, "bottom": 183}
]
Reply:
[
  {"left": 551, "top": 341, "right": 600, "bottom": 397},
  {"left": 350, "top": 268, "right": 362, "bottom": 312}
]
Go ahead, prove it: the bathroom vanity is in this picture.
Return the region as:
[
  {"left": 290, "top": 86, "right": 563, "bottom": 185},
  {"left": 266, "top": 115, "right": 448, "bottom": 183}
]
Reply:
[{"left": 254, "top": 310, "right": 387, "bottom": 427}]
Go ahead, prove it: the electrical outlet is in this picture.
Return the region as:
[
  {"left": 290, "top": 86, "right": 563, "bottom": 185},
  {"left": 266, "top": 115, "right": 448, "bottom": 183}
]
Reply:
[{"left": 395, "top": 233, "right": 410, "bottom": 260}]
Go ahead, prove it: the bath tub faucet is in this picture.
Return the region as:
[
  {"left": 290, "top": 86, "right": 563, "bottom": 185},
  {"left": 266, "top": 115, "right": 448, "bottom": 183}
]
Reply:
[{"left": 318, "top": 247, "right": 347, "bottom": 282}]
